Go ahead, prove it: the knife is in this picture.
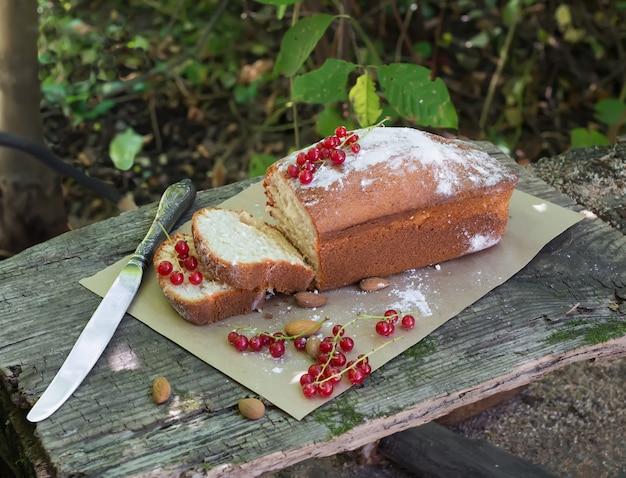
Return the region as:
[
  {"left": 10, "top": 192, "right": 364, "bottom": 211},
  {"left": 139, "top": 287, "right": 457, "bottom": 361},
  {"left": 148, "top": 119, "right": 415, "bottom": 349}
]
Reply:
[{"left": 27, "top": 179, "right": 196, "bottom": 422}]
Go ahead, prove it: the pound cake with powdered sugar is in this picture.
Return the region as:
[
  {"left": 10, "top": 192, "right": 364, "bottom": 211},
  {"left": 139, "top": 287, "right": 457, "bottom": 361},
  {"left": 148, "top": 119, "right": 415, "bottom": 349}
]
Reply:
[{"left": 264, "top": 126, "right": 518, "bottom": 291}]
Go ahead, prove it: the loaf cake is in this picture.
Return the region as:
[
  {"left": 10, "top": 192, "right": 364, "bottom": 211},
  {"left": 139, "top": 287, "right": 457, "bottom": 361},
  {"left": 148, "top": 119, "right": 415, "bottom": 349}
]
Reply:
[
  {"left": 154, "top": 232, "right": 266, "bottom": 325},
  {"left": 264, "top": 126, "right": 518, "bottom": 290},
  {"left": 191, "top": 207, "right": 315, "bottom": 293}
]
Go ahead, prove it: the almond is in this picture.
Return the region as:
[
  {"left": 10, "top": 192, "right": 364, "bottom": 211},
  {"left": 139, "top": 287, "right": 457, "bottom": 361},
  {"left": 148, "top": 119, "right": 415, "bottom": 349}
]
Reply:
[
  {"left": 152, "top": 376, "right": 171, "bottom": 404},
  {"left": 359, "top": 277, "right": 390, "bottom": 292},
  {"left": 284, "top": 319, "right": 322, "bottom": 337},
  {"left": 294, "top": 291, "right": 328, "bottom": 308},
  {"left": 238, "top": 397, "right": 265, "bottom": 420}
]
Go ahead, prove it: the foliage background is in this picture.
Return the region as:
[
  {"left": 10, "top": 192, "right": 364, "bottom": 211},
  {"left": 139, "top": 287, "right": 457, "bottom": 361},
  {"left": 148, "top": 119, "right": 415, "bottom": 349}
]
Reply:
[{"left": 36, "top": 0, "right": 626, "bottom": 225}]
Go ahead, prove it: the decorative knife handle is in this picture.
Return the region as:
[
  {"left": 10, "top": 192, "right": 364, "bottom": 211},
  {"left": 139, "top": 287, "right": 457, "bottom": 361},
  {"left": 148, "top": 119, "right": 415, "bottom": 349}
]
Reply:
[{"left": 133, "top": 178, "right": 196, "bottom": 264}]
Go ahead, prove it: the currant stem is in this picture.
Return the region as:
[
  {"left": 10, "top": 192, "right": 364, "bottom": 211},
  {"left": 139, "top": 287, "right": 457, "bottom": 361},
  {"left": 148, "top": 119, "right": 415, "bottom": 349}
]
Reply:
[{"left": 313, "top": 334, "right": 405, "bottom": 386}]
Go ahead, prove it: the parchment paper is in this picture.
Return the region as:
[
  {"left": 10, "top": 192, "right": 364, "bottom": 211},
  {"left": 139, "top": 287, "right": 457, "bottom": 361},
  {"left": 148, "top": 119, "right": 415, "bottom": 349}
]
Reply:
[{"left": 81, "top": 183, "right": 583, "bottom": 420}]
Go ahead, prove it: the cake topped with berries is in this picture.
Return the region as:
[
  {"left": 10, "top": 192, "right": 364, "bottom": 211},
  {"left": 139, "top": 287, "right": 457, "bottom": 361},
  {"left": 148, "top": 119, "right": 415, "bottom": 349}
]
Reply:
[{"left": 264, "top": 126, "right": 518, "bottom": 290}]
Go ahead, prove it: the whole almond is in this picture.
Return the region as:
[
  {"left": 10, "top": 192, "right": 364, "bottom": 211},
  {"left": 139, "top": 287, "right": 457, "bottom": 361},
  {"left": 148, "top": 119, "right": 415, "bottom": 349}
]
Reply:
[
  {"left": 285, "top": 319, "right": 322, "bottom": 337},
  {"left": 294, "top": 291, "right": 328, "bottom": 308},
  {"left": 238, "top": 398, "right": 265, "bottom": 420},
  {"left": 305, "top": 336, "right": 321, "bottom": 359},
  {"left": 152, "top": 376, "right": 171, "bottom": 404},
  {"left": 359, "top": 277, "right": 390, "bottom": 292}
]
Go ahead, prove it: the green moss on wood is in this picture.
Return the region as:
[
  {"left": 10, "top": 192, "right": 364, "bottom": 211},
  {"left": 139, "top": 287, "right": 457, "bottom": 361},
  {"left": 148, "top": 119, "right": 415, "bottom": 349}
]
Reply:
[
  {"left": 544, "top": 317, "right": 626, "bottom": 346},
  {"left": 404, "top": 336, "right": 437, "bottom": 360},
  {"left": 311, "top": 396, "right": 364, "bottom": 437}
]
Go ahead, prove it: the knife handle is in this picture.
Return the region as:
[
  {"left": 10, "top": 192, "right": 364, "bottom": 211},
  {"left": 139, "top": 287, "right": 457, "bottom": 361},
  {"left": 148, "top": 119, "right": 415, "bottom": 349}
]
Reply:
[{"left": 133, "top": 178, "right": 197, "bottom": 264}]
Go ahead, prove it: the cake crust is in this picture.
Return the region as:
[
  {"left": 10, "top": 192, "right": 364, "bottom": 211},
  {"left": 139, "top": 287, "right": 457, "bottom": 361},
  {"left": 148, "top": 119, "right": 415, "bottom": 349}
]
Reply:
[{"left": 264, "top": 127, "right": 518, "bottom": 290}]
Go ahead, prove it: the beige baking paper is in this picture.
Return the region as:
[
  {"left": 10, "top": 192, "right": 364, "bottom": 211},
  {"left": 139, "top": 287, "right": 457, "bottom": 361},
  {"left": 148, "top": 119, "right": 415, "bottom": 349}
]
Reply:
[{"left": 81, "top": 184, "right": 583, "bottom": 420}]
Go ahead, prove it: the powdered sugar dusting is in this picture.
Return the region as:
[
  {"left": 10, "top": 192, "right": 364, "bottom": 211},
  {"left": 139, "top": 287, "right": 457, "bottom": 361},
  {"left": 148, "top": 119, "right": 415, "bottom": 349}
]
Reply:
[
  {"left": 276, "top": 127, "right": 513, "bottom": 194},
  {"left": 387, "top": 282, "right": 432, "bottom": 317},
  {"left": 467, "top": 233, "right": 499, "bottom": 253}
]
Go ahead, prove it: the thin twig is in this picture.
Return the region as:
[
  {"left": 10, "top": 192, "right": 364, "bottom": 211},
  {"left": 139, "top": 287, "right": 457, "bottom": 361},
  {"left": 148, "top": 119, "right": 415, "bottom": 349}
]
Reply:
[{"left": 479, "top": 3, "right": 521, "bottom": 137}]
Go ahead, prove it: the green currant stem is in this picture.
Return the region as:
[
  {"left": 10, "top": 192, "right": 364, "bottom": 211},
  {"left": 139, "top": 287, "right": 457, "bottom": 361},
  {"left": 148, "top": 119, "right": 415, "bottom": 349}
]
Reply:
[
  {"left": 234, "top": 317, "right": 328, "bottom": 342},
  {"left": 314, "top": 335, "right": 405, "bottom": 386}
]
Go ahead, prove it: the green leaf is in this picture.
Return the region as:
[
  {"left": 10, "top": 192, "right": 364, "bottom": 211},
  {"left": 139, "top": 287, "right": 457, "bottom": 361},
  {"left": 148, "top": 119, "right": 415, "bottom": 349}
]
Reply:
[
  {"left": 248, "top": 153, "right": 276, "bottom": 178},
  {"left": 594, "top": 98, "right": 626, "bottom": 126},
  {"left": 292, "top": 59, "right": 356, "bottom": 103},
  {"left": 274, "top": 14, "right": 336, "bottom": 77},
  {"left": 109, "top": 128, "right": 144, "bottom": 171},
  {"left": 349, "top": 74, "right": 382, "bottom": 127},
  {"left": 378, "top": 63, "right": 458, "bottom": 129},
  {"left": 570, "top": 128, "right": 610, "bottom": 148},
  {"left": 315, "top": 105, "right": 356, "bottom": 137}
]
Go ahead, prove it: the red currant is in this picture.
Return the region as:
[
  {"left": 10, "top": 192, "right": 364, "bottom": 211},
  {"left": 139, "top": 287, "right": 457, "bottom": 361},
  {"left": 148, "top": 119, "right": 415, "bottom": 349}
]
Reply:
[
  {"left": 401, "top": 314, "right": 416, "bottom": 329},
  {"left": 359, "top": 362, "right": 373, "bottom": 376},
  {"left": 305, "top": 148, "right": 320, "bottom": 161},
  {"left": 332, "top": 325, "right": 345, "bottom": 337},
  {"left": 233, "top": 335, "right": 249, "bottom": 351},
  {"left": 269, "top": 341, "right": 286, "bottom": 358},
  {"left": 249, "top": 335, "right": 264, "bottom": 351},
  {"left": 293, "top": 336, "right": 307, "bottom": 351},
  {"left": 287, "top": 164, "right": 299, "bottom": 178},
  {"left": 183, "top": 256, "right": 198, "bottom": 270},
  {"left": 375, "top": 320, "right": 395, "bottom": 336},
  {"left": 260, "top": 333, "right": 273, "bottom": 346},
  {"left": 319, "top": 338, "right": 334, "bottom": 354},
  {"left": 384, "top": 309, "right": 399, "bottom": 323},
  {"left": 330, "top": 149, "right": 346, "bottom": 165},
  {"left": 345, "top": 134, "right": 359, "bottom": 144},
  {"left": 300, "top": 373, "right": 314, "bottom": 385},
  {"left": 302, "top": 383, "right": 318, "bottom": 398},
  {"left": 157, "top": 261, "right": 173, "bottom": 276},
  {"left": 317, "top": 353, "right": 330, "bottom": 365},
  {"left": 324, "top": 367, "right": 342, "bottom": 383},
  {"left": 348, "top": 368, "right": 365, "bottom": 385},
  {"left": 350, "top": 143, "right": 361, "bottom": 154},
  {"left": 328, "top": 136, "right": 341, "bottom": 147},
  {"left": 334, "top": 125, "right": 347, "bottom": 138},
  {"left": 170, "top": 271, "right": 184, "bottom": 285},
  {"left": 296, "top": 152, "right": 307, "bottom": 166},
  {"left": 175, "top": 240, "right": 189, "bottom": 257},
  {"left": 330, "top": 351, "right": 347, "bottom": 367},
  {"left": 317, "top": 381, "right": 334, "bottom": 397},
  {"left": 299, "top": 169, "right": 313, "bottom": 185},
  {"left": 188, "top": 271, "right": 203, "bottom": 285},
  {"left": 227, "top": 331, "right": 239, "bottom": 343},
  {"left": 339, "top": 336, "right": 354, "bottom": 352},
  {"left": 308, "top": 364, "right": 324, "bottom": 379}
]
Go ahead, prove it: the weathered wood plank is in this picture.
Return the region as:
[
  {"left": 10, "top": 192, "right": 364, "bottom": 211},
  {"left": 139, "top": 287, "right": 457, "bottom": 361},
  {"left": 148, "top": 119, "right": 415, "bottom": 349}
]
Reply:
[
  {"left": 378, "top": 422, "right": 558, "bottom": 478},
  {"left": 1, "top": 146, "right": 625, "bottom": 477}
]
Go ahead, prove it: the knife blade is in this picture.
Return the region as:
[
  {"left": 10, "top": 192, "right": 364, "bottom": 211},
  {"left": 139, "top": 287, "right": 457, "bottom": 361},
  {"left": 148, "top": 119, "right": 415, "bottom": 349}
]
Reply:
[{"left": 27, "top": 179, "right": 196, "bottom": 422}]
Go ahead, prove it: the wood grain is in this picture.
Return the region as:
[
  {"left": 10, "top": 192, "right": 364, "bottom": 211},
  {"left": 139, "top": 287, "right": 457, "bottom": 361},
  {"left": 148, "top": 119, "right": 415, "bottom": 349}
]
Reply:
[{"left": 0, "top": 146, "right": 625, "bottom": 478}]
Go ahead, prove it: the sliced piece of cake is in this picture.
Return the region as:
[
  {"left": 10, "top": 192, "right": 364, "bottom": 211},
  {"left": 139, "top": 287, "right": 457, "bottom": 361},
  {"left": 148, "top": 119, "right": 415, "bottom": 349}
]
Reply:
[
  {"left": 154, "top": 233, "right": 266, "bottom": 325},
  {"left": 191, "top": 207, "right": 315, "bottom": 293}
]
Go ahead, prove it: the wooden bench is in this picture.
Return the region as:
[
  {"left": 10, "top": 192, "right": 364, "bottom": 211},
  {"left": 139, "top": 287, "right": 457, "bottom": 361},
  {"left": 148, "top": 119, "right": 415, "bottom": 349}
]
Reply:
[{"left": 1, "top": 144, "right": 625, "bottom": 477}]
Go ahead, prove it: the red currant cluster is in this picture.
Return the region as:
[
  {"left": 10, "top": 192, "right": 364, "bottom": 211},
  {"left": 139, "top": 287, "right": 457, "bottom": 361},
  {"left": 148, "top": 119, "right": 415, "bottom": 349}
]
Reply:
[
  {"left": 286, "top": 125, "right": 361, "bottom": 185},
  {"left": 298, "top": 323, "right": 373, "bottom": 398},
  {"left": 299, "top": 310, "right": 415, "bottom": 398},
  {"left": 156, "top": 238, "right": 203, "bottom": 286},
  {"left": 227, "top": 330, "right": 290, "bottom": 358},
  {"left": 226, "top": 308, "right": 418, "bottom": 399},
  {"left": 374, "top": 309, "right": 416, "bottom": 337}
]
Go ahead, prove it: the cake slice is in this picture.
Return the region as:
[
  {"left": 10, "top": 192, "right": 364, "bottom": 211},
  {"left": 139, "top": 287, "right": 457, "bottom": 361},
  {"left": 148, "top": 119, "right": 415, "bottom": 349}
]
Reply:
[
  {"left": 154, "top": 233, "right": 266, "bottom": 325},
  {"left": 264, "top": 126, "right": 518, "bottom": 290},
  {"left": 191, "top": 207, "right": 315, "bottom": 293}
]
